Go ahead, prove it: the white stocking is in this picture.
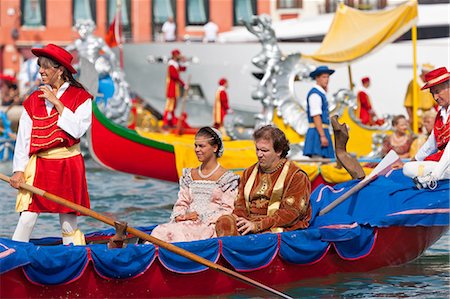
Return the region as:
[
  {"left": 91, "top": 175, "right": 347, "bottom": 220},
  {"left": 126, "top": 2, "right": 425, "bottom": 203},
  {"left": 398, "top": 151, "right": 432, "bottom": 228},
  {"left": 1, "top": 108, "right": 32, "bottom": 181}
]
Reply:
[{"left": 12, "top": 211, "right": 39, "bottom": 242}]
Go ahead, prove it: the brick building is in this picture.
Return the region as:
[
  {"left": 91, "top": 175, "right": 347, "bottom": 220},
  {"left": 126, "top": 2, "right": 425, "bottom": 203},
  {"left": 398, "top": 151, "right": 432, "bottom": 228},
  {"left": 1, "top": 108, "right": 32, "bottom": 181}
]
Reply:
[{"left": 0, "top": 0, "right": 395, "bottom": 75}]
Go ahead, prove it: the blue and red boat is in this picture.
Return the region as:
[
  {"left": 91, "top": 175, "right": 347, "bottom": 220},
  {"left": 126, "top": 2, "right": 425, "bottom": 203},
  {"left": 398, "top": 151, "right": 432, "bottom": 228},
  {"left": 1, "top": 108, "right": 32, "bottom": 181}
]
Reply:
[{"left": 1, "top": 170, "right": 448, "bottom": 298}]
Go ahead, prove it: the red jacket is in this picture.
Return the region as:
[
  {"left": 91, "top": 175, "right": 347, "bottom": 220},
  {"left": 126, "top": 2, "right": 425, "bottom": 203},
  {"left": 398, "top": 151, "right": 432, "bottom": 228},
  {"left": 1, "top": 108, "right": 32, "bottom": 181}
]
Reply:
[{"left": 166, "top": 60, "right": 186, "bottom": 98}]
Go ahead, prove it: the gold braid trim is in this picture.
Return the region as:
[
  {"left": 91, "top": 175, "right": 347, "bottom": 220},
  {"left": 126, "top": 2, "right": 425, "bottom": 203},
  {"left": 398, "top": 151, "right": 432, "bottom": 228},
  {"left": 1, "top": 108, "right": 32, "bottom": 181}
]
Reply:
[
  {"left": 31, "top": 138, "right": 64, "bottom": 147},
  {"left": 33, "top": 113, "right": 59, "bottom": 120},
  {"left": 32, "top": 128, "right": 62, "bottom": 139},
  {"left": 32, "top": 120, "right": 58, "bottom": 130}
]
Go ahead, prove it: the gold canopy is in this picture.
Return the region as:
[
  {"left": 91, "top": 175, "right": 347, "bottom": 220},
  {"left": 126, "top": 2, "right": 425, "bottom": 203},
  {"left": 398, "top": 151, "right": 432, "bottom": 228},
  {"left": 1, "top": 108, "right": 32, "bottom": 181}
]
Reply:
[{"left": 303, "top": 0, "right": 418, "bottom": 64}]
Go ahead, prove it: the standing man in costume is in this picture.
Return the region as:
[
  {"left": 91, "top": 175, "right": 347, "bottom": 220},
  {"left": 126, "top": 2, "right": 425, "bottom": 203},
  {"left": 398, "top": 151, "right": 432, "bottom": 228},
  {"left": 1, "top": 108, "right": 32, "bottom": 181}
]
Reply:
[
  {"left": 303, "top": 65, "right": 335, "bottom": 158},
  {"left": 163, "top": 49, "right": 187, "bottom": 128},
  {"left": 213, "top": 78, "right": 231, "bottom": 130},
  {"left": 356, "top": 77, "right": 383, "bottom": 126},
  {"left": 9, "top": 44, "right": 92, "bottom": 245},
  {"left": 403, "top": 63, "right": 437, "bottom": 126},
  {"left": 215, "top": 125, "right": 311, "bottom": 236},
  {"left": 403, "top": 66, "right": 450, "bottom": 189}
]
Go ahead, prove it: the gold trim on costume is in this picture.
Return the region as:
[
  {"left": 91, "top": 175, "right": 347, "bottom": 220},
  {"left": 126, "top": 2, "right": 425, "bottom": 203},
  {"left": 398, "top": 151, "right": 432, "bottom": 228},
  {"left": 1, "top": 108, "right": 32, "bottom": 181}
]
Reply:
[
  {"left": 32, "top": 128, "right": 62, "bottom": 139},
  {"left": 32, "top": 120, "right": 58, "bottom": 130},
  {"left": 15, "top": 143, "right": 82, "bottom": 212},
  {"left": 33, "top": 113, "right": 58, "bottom": 120},
  {"left": 425, "top": 73, "right": 450, "bottom": 86},
  {"left": 268, "top": 161, "right": 290, "bottom": 233},
  {"left": 268, "top": 161, "right": 290, "bottom": 216},
  {"left": 244, "top": 164, "right": 259, "bottom": 212},
  {"left": 31, "top": 138, "right": 64, "bottom": 147}
]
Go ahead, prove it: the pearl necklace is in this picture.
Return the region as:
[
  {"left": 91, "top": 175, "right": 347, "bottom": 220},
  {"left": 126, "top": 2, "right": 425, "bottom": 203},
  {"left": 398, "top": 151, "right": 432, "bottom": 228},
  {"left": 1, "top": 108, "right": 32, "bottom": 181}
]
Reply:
[{"left": 198, "top": 163, "right": 220, "bottom": 179}]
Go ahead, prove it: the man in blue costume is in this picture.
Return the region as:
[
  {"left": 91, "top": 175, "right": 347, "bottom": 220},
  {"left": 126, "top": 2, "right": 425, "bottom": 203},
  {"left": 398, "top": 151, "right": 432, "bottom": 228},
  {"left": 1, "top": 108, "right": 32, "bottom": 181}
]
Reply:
[{"left": 303, "top": 66, "right": 336, "bottom": 158}]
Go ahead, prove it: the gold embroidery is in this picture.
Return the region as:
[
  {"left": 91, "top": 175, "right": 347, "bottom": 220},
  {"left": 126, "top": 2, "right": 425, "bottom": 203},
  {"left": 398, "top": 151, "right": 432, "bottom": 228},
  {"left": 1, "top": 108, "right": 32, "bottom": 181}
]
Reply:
[
  {"left": 299, "top": 197, "right": 306, "bottom": 211},
  {"left": 286, "top": 196, "right": 295, "bottom": 206},
  {"left": 254, "top": 199, "right": 268, "bottom": 209},
  {"left": 32, "top": 120, "right": 58, "bottom": 130},
  {"left": 31, "top": 138, "right": 64, "bottom": 147},
  {"left": 33, "top": 113, "right": 58, "bottom": 120},
  {"left": 32, "top": 129, "right": 62, "bottom": 139},
  {"left": 256, "top": 174, "right": 269, "bottom": 196}
]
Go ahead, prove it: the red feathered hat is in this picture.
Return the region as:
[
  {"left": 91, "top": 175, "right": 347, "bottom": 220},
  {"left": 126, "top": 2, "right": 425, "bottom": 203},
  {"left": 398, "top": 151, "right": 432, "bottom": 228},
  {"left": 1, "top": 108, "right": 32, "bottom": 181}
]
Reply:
[
  {"left": 31, "top": 43, "right": 77, "bottom": 74},
  {"left": 219, "top": 78, "right": 227, "bottom": 86},
  {"left": 171, "top": 49, "right": 181, "bottom": 57},
  {"left": 0, "top": 74, "right": 17, "bottom": 84},
  {"left": 421, "top": 67, "right": 450, "bottom": 90}
]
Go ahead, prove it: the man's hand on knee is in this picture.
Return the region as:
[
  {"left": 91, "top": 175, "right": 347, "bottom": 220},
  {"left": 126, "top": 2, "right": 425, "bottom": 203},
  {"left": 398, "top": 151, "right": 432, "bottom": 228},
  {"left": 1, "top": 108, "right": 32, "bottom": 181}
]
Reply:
[{"left": 236, "top": 217, "right": 256, "bottom": 235}]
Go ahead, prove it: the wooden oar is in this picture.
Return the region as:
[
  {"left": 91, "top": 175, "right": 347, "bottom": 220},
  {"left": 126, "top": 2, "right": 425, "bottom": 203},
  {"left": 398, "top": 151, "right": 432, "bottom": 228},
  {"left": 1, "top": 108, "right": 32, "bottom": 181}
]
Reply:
[
  {"left": 0, "top": 173, "right": 292, "bottom": 299},
  {"left": 319, "top": 150, "right": 400, "bottom": 216}
]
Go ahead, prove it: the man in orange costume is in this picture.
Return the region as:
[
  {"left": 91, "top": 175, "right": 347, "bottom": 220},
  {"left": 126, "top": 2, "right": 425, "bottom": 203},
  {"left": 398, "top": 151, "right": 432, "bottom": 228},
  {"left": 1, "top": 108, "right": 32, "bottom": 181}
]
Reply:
[
  {"left": 356, "top": 77, "right": 383, "bottom": 126},
  {"left": 163, "top": 49, "right": 186, "bottom": 127},
  {"left": 213, "top": 78, "right": 231, "bottom": 129}
]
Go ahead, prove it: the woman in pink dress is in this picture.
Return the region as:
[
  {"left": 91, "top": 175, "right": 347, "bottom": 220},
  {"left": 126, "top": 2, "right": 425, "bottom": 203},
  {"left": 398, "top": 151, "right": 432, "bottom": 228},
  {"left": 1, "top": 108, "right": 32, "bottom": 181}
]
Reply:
[
  {"left": 381, "top": 115, "right": 414, "bottom": 159},
  {"left": 151, "top": 127, "right": 239, "bottom": 243}
]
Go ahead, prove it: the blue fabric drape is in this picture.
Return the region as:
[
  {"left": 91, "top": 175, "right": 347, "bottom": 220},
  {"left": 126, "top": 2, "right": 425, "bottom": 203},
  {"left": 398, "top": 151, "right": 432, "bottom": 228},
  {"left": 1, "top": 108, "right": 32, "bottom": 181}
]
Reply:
[
  {"left": 90, "top": 244, "right": 156, "bottom": 279},
  {"left": 24, "top": 245, "right": 89, "bottom": 285},
  {"left": 2, "top": 170, "right": 448, "bottom": 284},
  {"left": 221, "top": 233, "right": 279, "bottom": 271},
  {"left": 158, "top": 238, "right": 219, "bottom": 273}
]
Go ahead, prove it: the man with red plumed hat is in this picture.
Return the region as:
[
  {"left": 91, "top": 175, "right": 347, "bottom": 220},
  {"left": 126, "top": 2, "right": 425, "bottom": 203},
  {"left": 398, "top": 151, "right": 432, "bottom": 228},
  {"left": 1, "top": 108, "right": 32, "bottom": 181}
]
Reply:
[
  {"left": 213, "top": 78, "right": 231, "bottom": 130},
  {"left": 9, "top": 44, "right": 92, "bottom": 245},
  {"left": 403, "top": 66, "right": 450, "bottom": 189},
  {"left": 163, "top": 49, "right": 187, "bottom": 128}
]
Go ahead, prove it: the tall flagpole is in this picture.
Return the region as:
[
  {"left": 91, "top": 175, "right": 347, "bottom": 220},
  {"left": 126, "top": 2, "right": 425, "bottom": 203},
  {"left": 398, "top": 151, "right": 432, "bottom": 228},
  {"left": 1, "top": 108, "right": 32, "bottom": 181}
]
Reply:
[
  {"left": 411, "top": 24, "right": 418, "bottom": 134},
  {"left": 116, "top": 0, "right": 124, "bottom": 70}
]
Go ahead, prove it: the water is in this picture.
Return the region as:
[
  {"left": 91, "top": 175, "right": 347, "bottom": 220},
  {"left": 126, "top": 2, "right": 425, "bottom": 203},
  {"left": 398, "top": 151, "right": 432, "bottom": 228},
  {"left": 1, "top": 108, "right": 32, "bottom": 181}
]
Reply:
[{"left": 0, "top": 160, "right": 449, "bottom": 298}]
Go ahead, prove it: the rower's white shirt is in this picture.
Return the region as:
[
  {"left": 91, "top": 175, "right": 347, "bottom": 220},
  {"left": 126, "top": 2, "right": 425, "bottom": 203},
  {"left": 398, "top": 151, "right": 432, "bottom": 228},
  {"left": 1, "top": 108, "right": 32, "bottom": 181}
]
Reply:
[
  {"left": 308, "top": 84, "right": 328, "bottom": 117},
  {"left": 13, "top": 82, "right": 92, "bottom": 172}
]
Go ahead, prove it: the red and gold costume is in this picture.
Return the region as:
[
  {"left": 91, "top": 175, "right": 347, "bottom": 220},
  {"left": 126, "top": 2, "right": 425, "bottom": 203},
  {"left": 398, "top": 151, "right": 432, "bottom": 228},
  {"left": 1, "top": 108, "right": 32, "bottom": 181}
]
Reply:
[
  {"left": 19, "top": 86, "right": 91, "bottom": 214},
  {"left": 426, "top": 108, "right": 450, "bottom": 162},
  {"left": 217, "top": 159, "right": 311, "bottom": 235},
  {"left": 213, "top": 85, "right": 229, "bottom": 128},
  {"left": 163, "top": 59, "right": 186, "bottom": 126}
]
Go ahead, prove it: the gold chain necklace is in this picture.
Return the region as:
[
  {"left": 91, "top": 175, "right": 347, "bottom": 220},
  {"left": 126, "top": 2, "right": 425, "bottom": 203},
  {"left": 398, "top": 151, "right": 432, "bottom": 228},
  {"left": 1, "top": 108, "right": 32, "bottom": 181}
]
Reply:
[{"left": 260, "top": 159, "right": 285, "bottom": 174}]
